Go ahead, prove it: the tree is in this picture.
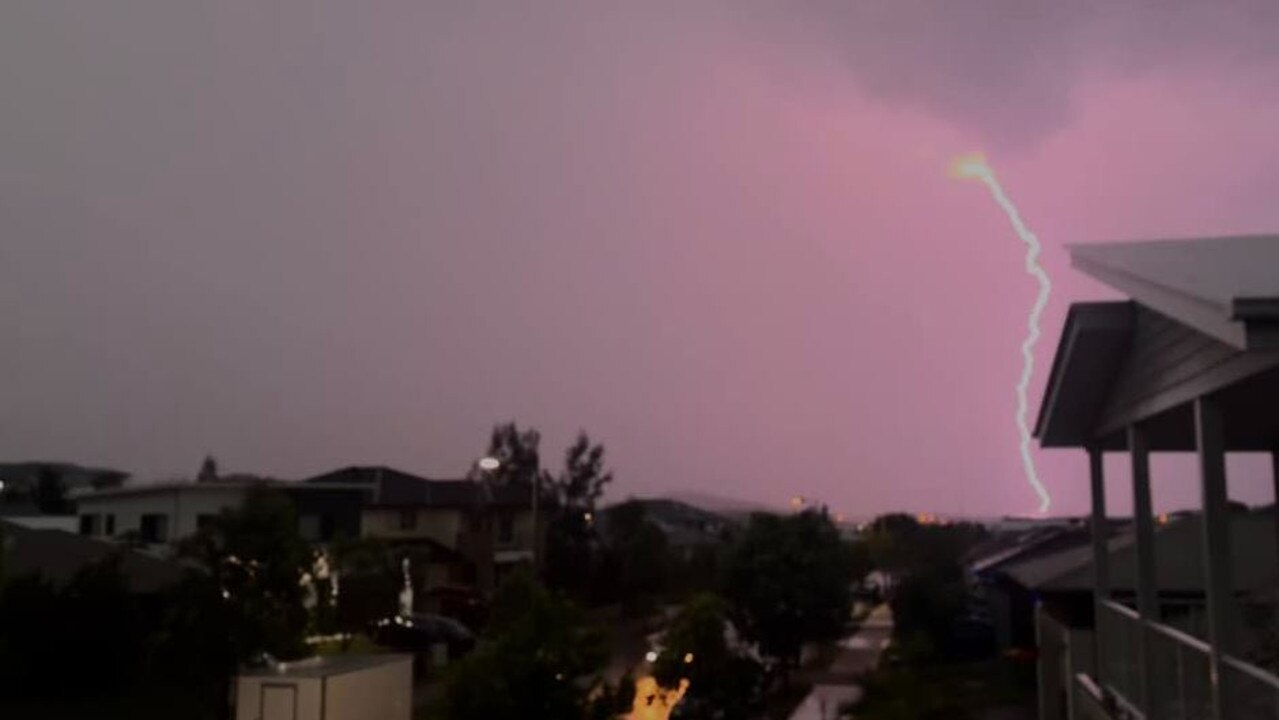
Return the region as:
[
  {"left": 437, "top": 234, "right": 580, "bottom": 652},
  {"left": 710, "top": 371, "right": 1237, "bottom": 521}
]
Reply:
[
  {"left": 653, "top": 593, "right": 762, "bottom": 719},
  {"left": 197, "top": 455, "right": 219, "bottom": 483},
  {"left": 863, "top": 513, "right": 986, "bottom": 658},
  {"left": 544, "top": 433, "right": 613, "bottom": 597},
  {"left": 597, "top": 500, "right": 670, "bottom": 614},
  {"left": 441, "top": 570, "right": 632, "bottom": 720},
  {"left": 0, "top": 556, "right": 149, "bottom": 702},
  {"left": 177, "top": 486, "right": 313, "bottom": 662},
  {"left": 328, "top": 536, "right": 400, "bottom": 636},
  {"left": 482, "top": 422, "right": 545, "bottom": 488},
  {"left": 722, "top": 511, "right": 854, "bottom": 675}
]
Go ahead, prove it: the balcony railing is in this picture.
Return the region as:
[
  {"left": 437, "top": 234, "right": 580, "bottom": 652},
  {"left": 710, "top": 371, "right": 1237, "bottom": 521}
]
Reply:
[{"left": 1097, "top": 599, "right": 1279, "bottom": 719}]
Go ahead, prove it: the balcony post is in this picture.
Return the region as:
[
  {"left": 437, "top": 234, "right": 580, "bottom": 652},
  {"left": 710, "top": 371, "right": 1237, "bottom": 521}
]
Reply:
[
  {"left": 1195, "top": 394, "right": 1234, "bottom": 719},
  {"left": 1088, "top": 445, "right": 1109, "bottom": 686},
  {"left": 1129, "top": 424, "right": 1159, "bottom": 717},
  {"left": 1271, "top": 445, "right": 1279, "bottom": 601}
]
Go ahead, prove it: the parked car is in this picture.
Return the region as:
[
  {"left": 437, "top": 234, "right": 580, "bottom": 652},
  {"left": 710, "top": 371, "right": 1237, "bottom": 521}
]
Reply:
[{"left": 369, "top": 612, "right": 476, "bottom": 660}]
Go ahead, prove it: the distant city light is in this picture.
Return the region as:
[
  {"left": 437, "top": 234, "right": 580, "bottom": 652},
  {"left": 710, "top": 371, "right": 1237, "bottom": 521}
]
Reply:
[
  {"left": 683, "top": 653, "right": 694, "bottom": 664},
  {"left": 583, "top": 511, "right": 594, "bottom": 523},
  {"left": 645, "top": 651, "right": 658, "bottom": 663},
  {"left": 478, "top": 457, "right": 501, "bottom": 472}
]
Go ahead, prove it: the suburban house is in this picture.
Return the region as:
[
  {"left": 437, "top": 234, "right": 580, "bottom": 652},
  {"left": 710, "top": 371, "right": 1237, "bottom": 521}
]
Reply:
[
  {"left": 977, "top": 510, "right": 1278, "bottom": 720},
  {"left": 304, "top": 466, "right": 537, "bottom": 603},
  {"left": 599, "top": 497, "right": 732, "bottom": 559},
  {"left": 0, "top": 461, "right": 130, "bottom": 531},
  {"left": 72, "top": 478, "right": 368, "bottom": 547},
  {"left": 1034, "top": 235, "right": 1279, "bottom": 718}
]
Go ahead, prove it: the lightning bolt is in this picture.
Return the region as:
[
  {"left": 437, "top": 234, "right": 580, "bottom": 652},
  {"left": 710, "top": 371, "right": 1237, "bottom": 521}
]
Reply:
[{"left": 951, "top": 153, "right": 1052, "bottom": 514}]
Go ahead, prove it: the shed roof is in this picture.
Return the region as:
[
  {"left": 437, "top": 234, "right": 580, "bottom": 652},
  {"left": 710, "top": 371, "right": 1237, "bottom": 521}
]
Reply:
[{"left": 0, "top": 519, "right": 188, "bottom": 593}]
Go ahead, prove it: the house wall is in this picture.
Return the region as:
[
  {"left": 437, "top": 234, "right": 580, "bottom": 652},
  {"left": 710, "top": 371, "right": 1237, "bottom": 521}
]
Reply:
[
  {"left": 77, "top": 486, "right": 246, "bottom": 543},
  {"left": 362, "top": 507, "right": 465, "bottom": 546},
  {"left": 324, "top": 657, "right": 413, "bottom": 720}
]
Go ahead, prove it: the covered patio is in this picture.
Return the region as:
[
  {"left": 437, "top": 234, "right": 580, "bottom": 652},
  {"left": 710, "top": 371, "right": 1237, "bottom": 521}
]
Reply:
[{"left": 1035, "top": 236, "right": 1279, "bottom": 719}]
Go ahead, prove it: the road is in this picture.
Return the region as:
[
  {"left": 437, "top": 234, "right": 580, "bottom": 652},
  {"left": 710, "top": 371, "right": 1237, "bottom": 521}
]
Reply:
[{"left": 788, "top": 604, "right": 893, "bottom": 720}]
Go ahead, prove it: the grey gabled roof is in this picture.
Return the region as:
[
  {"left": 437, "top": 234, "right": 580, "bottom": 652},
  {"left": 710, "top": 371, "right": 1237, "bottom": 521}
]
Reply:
[
  {"left": 1070, "top": 236, "right": 1279, "bottom": 350},
  {"left": 304, "top": 466, "right": 529, "bottom": 508},
  {"left": 1033, "top": 302, "right": 1133, "bottom": 447}
]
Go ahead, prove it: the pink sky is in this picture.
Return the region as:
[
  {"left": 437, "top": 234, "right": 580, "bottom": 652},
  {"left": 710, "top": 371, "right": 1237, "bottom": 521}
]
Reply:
[{"left": 4, "top": 2, "right": 1279, "bottom": 517}]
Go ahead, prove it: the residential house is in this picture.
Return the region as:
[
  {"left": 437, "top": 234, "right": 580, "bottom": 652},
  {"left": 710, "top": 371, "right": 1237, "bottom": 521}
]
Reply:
[
  {"left": 0, "top": 461, "right": 129, "bottom": 531},
  {"left": 71, "top": 479, "right": 368, "bottom": 548},
  {"left": 982, "top": 511, "right": 1278, "bottom": 720},
  {"left": 1034, "top": 235, "right": 1279, "bottom": 718},
  {"left": 304, "top": 466, "right": 537, "bottom": 605}
]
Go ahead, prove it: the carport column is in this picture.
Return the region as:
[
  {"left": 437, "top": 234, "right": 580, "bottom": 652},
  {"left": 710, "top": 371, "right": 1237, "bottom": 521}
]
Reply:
[
  {"left": 1129, "top": 424, "right": 1159, "bottom": 718},
  {"left": 1087, "top": 445, "right": 1110, "bottom": 687},
  {"left": 1196, "top": 394, "right": 1234, "bottom": 720}
]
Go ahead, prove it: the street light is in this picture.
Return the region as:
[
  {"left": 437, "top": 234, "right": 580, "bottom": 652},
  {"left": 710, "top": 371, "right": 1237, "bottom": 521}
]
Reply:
[{"left": 477, "top": 456, "right": 500, "bottom": 472}]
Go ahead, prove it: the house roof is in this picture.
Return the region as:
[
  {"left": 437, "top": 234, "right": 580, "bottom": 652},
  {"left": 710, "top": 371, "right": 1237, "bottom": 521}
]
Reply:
[
  {"left": 1070, "top": 236, "right": 1279, "bottom": 350},
  {"left": 304, "top": 466, "right": 530, "bottom": 508},
  {"left": 1033, "top": 302, "right": 1134, "bottom": 448},
  {"left": 996, "top": 510, "right": 1276, "bottom": 594},
  {"left": 0, "top": 519, "right": 188, "bottom": 593},
  {"left": 968, "top": 525, "right": 1092, "bottom": 575}
]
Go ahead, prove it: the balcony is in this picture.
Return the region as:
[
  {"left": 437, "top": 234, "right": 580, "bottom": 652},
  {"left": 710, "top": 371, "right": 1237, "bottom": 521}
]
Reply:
[{"left": 1093, "top": 599, "right": 1279, "bottom": 718}]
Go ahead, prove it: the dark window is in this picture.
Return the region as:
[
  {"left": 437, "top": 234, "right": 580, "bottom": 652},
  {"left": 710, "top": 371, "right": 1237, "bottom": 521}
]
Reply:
[
  {"left": 399, "top": 509, "right": 417, "bottom": 530},
  {"left": 104, "top": 514, "right": 115, "bottom": 536},
  {"left": 298, "top": 514, "right": 320, "bottom": 541},
  {"left": 320, "top": 513, "right": 337, "bottom": 541},
  {"left": 498, "top": 513, "right": 514, "bottom": 544},
  {"left": 139, "top": 513, "right": 169, "bottom": 543},
  {"left": 79, "top": 514, "right": 100, "bottom": 536},
  {"left": 196, "top": 514, "right": 217, "bottom": 532}
]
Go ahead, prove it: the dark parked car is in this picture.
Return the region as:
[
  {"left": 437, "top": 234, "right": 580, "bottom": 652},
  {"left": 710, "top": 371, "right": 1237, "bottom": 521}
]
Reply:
[{"left": 369, "top": 613, "right": 476, "bottom": 660}]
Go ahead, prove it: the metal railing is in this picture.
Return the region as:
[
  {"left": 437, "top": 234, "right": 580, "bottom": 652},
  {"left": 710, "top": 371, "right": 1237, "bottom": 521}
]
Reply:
[{"left": 1098, "top": 599, "right": 1279, "bottom": 719}]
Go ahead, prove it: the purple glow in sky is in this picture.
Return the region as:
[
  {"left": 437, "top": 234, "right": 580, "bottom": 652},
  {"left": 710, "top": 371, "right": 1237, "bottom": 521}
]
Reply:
[{"left": 5, "top": 2, "right": 1279, "bottom": 517}]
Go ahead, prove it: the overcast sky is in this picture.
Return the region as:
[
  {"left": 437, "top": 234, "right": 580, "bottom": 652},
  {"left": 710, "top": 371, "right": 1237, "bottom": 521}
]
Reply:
[{"left": 5, "top": 2, "right": 1279, "bottom": 517}]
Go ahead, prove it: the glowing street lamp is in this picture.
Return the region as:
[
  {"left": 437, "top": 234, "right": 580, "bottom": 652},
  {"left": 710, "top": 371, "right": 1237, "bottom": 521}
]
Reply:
[{"left": 477, "top": 456, "right": 500, "bottom": 472}]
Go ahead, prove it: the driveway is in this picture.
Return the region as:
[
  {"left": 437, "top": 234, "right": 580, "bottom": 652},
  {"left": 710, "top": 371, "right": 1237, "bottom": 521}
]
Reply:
[{"left": 788, "top": 604, "right": 893, "bottom": 720}]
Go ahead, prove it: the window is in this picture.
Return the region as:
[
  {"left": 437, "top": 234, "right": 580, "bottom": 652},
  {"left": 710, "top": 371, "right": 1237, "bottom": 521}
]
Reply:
[
  {"left": 469, "top": 514, "right": 482, "bottom": 533},
  {"left": 104, "top": 514, "right": 115, "bottom": 536},
  {"left": 498, "top": 513, "right": 514, "bottom": 544},
  {"left": 399, "top": 509, "right": 417, "bottom": 531},
  {"left": 79, "top": 514, "right": 100, "bottom": 536},
  {"left": 196, "top": 514, "right": 217, "bottom": 532},
  {"left": 139, "top": 513, "right": 169, "bottom": 543},
  {"left": 320, "top": 513, "right": 337, "bottom": 541},
  {"left": 298, "top": 514, "right": 320, "bottom": 541}
]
